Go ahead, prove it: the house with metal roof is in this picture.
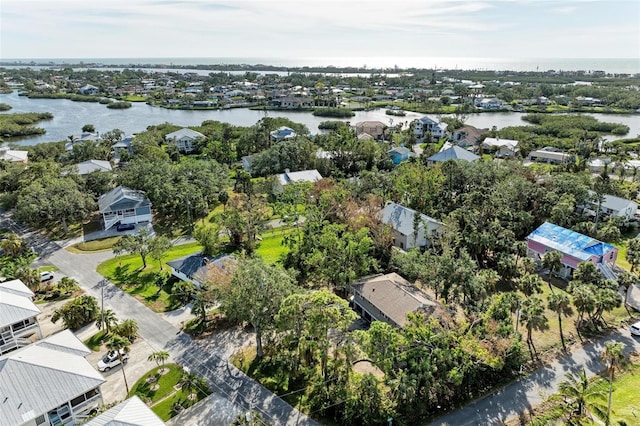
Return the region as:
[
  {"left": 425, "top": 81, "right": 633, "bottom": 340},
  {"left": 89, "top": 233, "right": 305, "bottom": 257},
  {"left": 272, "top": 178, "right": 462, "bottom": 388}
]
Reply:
[
  {"left": 387, "top": 146, "right": 414, "bottom": 165},
  {"left": 351, "top": 273, "right": 444, "bottom": 328},
  {"left": 274, "top": 169, "right": 323, "bottom": 193},
  {"left": 0, "top": 147, "right": 28, "bottom": 163},
  {"left": 165, "top": 128, "right": 205, "bottom": 153},
  {"left": 68, "top": 160, "right": 113, "bottom": 176},
  {"left": 583, "top": 191, "right": 638, "bottom": 222},
  {"left": 482, "top": 137, "right": 519, "bottom": 157},
  {"left": 98, "top": 186, "right": 152, "bottom": 230},
  {"left": 379, "top": 202, "right": 443, "bottom": 250},
  {"left": 0, "top": 279, "right": 42, "bottom": 356},
  {"left": 167, "top": 253, "right": 236, "bottom": 288},
  {"left": 426, "top": 145, "right": 480, "bottom": 164},
  {"left": 83, "top": 395, "right": 165, "bottom": 426},
  {"left": 526, "top": 222, "right": 618, "bottom": 279},
  {"left": 526, "top": 148, "right": 571, "bottom": 165},
  {"left": 355, "top": 121, "right": 387, "bottom": 140},
  {"left": 0, "top": 330, "right": 105, "bottom": 426}
]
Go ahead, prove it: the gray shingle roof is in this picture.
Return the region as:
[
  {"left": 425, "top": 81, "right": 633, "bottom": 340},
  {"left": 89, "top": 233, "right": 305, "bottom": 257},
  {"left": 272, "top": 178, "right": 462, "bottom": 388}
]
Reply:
[
  {"left": 352, "top": 273, "right": 440, "bottom": 327},
  {"left": 588, "top": 190, "right": 637, "bottom": 213},
  {"left": 98, "top": 186, "right": 151, "bottom": 214},
  {"left": 83, "top": 395, "right": 165, "bottom": 426},
  {"left": 380, "top": 202, "right": 441, "bottom": 236},
  {"left": 426, "top": 146, "right": 480, "bottom": 162},
  {"left": 167, "top": 253, "right": 236, "bottom": 281},
  {"left": 73, "top": 160, "right": 113, "bottom": 175},
  {"left": 0, "top": 331, "right": 104, "bottom": 426}
]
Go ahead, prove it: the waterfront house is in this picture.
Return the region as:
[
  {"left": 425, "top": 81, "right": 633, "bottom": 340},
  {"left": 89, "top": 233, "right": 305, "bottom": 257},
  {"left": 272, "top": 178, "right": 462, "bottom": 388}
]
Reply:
[
  {"left": 270, "top": 126, "right": 297, "bottom": 142},
  {"left": 0, "top": 330, "right": 105, "bottom": 426},
  {"left": 0, "top": 147, "right": 28, "bottom": 163},
  {"left": 351, "top": 273, "right": 443, "bottom": 328},
  {"left": 79, "top": 84, "right": 99, "bottom": 95},
  {"left": 112, "top": 135, "right": 134, "bottom": 160},
  {"left": 164, "top": 128, "right": 205, "bottom": 154},
  {"left": 379, "top": 202, "right": 443, "bottom": 250},
  {"left": 451, "top": 125, "right": 488, "bottom": 148},
  {"left": 98, "top": 186, "right": 152, "bottom": 231},
  {"left": 413, "top": 116, "right": 448, "bottom": 142},
  {"left": 0, "top": 279, "right": 42, "bottom": 356},
  {"left": 67, "top": 160, "right": 113, "bottom": 176},
  {"left": 526, "top": 222, "right": 618, "bottom": 280},
  {"left": 355, "top": 121, "right": 387, "bottom": 140}
]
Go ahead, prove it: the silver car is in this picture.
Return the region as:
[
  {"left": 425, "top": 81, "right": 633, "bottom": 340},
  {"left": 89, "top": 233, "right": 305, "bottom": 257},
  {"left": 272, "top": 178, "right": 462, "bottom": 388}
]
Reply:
[{"left": 97, "top": 350, "right": 129, "bottom": 372}]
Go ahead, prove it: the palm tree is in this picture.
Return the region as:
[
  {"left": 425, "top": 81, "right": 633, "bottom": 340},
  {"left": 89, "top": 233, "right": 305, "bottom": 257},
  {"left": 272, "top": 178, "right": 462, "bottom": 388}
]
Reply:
[
  {"left": 106, "top": 335, "right": 131, "bottom": 395},
  {"left": 548, "top": 292, "right": 573, "bottom": 351},
  {"left": 114, "top": 319, "right": 139, "bottom": 343},
  {"left": 520, "top": 297, "right": 549, "bottom": 361},
  {"left": 96, "top": 309, "right": 118, "bottom": 334},
  {"left": 558, "top": 368, "right": 607, "bottom": 422},
  {"left": 191, "top": 293, "right": 209, "bottom": 325},
  {"left": 600, "top": 341, "right": 626, "bottom": 425},
  {"left": 16, "top": 267, "right": 41, "bottom": 293},
  {"left": 542, "top": 250, "right": 562, "bottom": 291},
  {"left": 515, "top": 273, "right": 544, "bottom": 297},
  {"left": 147, "top": 350, "right": 170, "bottom": 374},
  {"left": 0, "top": 232, "right": 25, "bottom": 257},
  {"left": 179, "top": 370, "right": 206, "bottom": 397}
]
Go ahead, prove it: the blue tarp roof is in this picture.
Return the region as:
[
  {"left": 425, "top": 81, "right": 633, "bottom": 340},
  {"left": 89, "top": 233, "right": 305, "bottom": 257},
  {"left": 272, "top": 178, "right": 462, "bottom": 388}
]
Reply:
[{"left": 527, "top": 222, "right": 615, "bottom": 261}]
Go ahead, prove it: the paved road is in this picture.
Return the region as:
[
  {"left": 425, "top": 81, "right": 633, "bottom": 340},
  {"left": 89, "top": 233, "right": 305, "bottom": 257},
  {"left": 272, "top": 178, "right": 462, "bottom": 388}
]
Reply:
[
  {"left": 2, "top": 213, "right": 317, "bottom": 426},
  {"left": 430, "top": 329, "right": 640, "bottom": 426}
]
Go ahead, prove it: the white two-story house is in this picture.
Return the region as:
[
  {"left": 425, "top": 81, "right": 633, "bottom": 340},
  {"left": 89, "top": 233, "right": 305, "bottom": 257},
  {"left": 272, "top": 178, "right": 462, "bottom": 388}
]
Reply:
[
  {"left": 0, "top": 279, "right": 42, "bottom": 356},
  {"left": 164, "top": 128, "right": 205, "bottom": 153},
  {"left": 413, "top": 116, "right": 448, "bottom": 142}
]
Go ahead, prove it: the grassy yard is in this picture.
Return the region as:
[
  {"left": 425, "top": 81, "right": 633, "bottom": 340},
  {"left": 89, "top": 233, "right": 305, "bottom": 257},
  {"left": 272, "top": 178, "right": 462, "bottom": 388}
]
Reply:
[
  {"left": 129, "top": 363, "right": 211, "bottom": 421},
  {"left": 255, "top": 227, "right": 293, "bottom": 264},
  {"left": 96, "top": 242, "right": 202, "bottom": 312},
  {"left": 83, "top": 330, "right": 108, "bottom": 351},
  {"left": 68, "top": 236, "right": 122, "bottom": 253}
]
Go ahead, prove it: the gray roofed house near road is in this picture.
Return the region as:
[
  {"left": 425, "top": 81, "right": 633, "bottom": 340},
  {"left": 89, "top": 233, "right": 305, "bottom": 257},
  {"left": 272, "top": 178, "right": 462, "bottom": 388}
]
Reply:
[
  {"left": 70, "top": 159, "right": 113, "bottom": 175},
  {"left": 83, "top": 395, "right": 165, "bottom": 426},
  {"left": 380, "top": 202, "right": 443, "bottom": 250},
  {"left": 167, "top": 252, "right": 236, "bottom": 288},
  {"left": 98, "top": 185, "right": 152, "bottom": 230}
]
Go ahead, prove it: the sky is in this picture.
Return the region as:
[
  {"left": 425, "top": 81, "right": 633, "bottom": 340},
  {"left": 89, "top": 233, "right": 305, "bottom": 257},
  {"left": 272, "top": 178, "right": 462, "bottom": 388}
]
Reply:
[{"left": 1, "top": 0, "right": 639, "bottom": 62}]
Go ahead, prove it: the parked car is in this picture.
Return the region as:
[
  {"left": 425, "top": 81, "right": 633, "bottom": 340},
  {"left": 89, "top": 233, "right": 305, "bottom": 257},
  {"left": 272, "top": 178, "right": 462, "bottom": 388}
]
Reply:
[
  {"left": 631, "top": 321, "right": 640, "bottom": 337},
  {"left": 116, "top": 223, "right": 135, "bottom": 232},
  {"left": 97, "top": 350, "right": 129, "bottom": 372},
  {"left": 39, "top": 271, "right": 54, "bottom": 282}
]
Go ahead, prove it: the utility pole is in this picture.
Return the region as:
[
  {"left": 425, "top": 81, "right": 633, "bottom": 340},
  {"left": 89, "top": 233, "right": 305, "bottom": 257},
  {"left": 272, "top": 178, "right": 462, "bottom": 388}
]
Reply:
[{"left": 99, "top": 279, "right": 108, "bottom": 329}]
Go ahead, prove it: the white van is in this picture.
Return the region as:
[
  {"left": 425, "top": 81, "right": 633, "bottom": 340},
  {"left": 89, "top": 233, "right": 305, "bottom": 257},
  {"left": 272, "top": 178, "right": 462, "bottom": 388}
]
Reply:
[{"left": 631, "top": 321, "right": 640, "bottom": 337}]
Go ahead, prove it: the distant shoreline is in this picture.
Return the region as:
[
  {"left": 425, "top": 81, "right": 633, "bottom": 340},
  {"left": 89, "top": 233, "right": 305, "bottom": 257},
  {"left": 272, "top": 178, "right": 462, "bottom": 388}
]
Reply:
[{"left": 1, "top": 57, "right": 639, "bottom": 74}]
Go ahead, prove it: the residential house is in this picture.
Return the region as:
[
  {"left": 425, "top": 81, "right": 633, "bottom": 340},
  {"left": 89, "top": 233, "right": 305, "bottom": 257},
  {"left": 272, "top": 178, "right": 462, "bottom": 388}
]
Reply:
[
  {"left": 112, "top": 135, "right": 134, "bottom": 160},
  {"left": 526, "top": 222, "right": 618, "bottom": 280},
  {"left": 0, "top": 329, "right": 105, "bottom": 426},
  {"left": 65, "top": 132, "right": 98, "bottom": 152},
  {"left": 587, "top": 158, "right": 611, "bottom": 173},
  {"left": 164, "top": 128, "right": 205, "bottom": 154},
  {"left": 387, "top": 146, "right": 413, "bottom": 165},
  {"left": 413, "top": 116, "right": 448, "bottom": 142},
  {"left": 98, "top": 186, "right": 152, "bottom": 230},
  {"left": 68, "top": 160, "right": 112, "bottom": 176},
  {"left": 526, "top": 148, "right": 571, "bottom": 165},
  {"left": 583, "top": 191, "right": 638, "bottom": 222},
  {"left": 351, "top": 273, "right": 443, "bottom": 328},
  {"left": 241, "top": 154, "right": 256, "bottom": 173},
  {"left": 450, "top": 125, "right": 488, "bottom": 148},
  {"left": 426, "top": 146, "right": 480, "bottom": 164},
  {"left": 82, "top": 395, "right": 165, "bottom": 426},
  {"left": 475, "top": 97, "right": 504, "bottom": 109},
  {"left": 0, "top": 146, "right": 28, "bottom": 163},
  {"left": 270, "top": 126, "right": 297, "bottom": 142},
  {"left": 167, "top": 253, "right": 236, "bottom": 288},
  {"left": 355, "top": 121, "right": 387, "bottom": 140},
  {"left": 0, "top": 279, "right": 42, "bottom": 356},
  {"left": 268, "top": 97, "right": 314, "bottom": 109},
  {"left": 482, "top": 137, "right": 519, "bottom": 157},
  {"left": 274, "top": 169, "right": 323, "bottom": 192},
  {"left": 379, "top": 202, "right": 443, "bottom": 250},
  {"left": 79, "top": 84, "right": 99, "bottom": 95}
]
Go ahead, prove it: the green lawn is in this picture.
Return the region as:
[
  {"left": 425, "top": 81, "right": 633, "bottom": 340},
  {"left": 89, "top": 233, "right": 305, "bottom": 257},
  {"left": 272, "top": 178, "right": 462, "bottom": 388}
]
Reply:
[
  {"left": 96, "top": 242, "right": 202, "bottom": 312},
  {"left": 129, "top": 363, "right": 211, "bottom": 421},
  {"left": 83, "top": 330, "right": 108, "bottom": 352},
  {"left": 255, "top": 228, "right": 293, "bottom": 264},
  {"left": 122, "top": 95, "right": 147, "bottom": 102},
  {"left": 68, "top": 236, "right": 122, "bottom": 253},
  {"left": 613, "top": 241, "right": 632, "bottom": 272}
]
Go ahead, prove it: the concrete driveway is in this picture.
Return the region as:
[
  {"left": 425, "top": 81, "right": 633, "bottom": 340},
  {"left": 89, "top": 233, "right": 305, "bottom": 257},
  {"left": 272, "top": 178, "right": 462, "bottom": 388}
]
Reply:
[{"left": 86, "top": 338, "right": 160, "bottom": 404}]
